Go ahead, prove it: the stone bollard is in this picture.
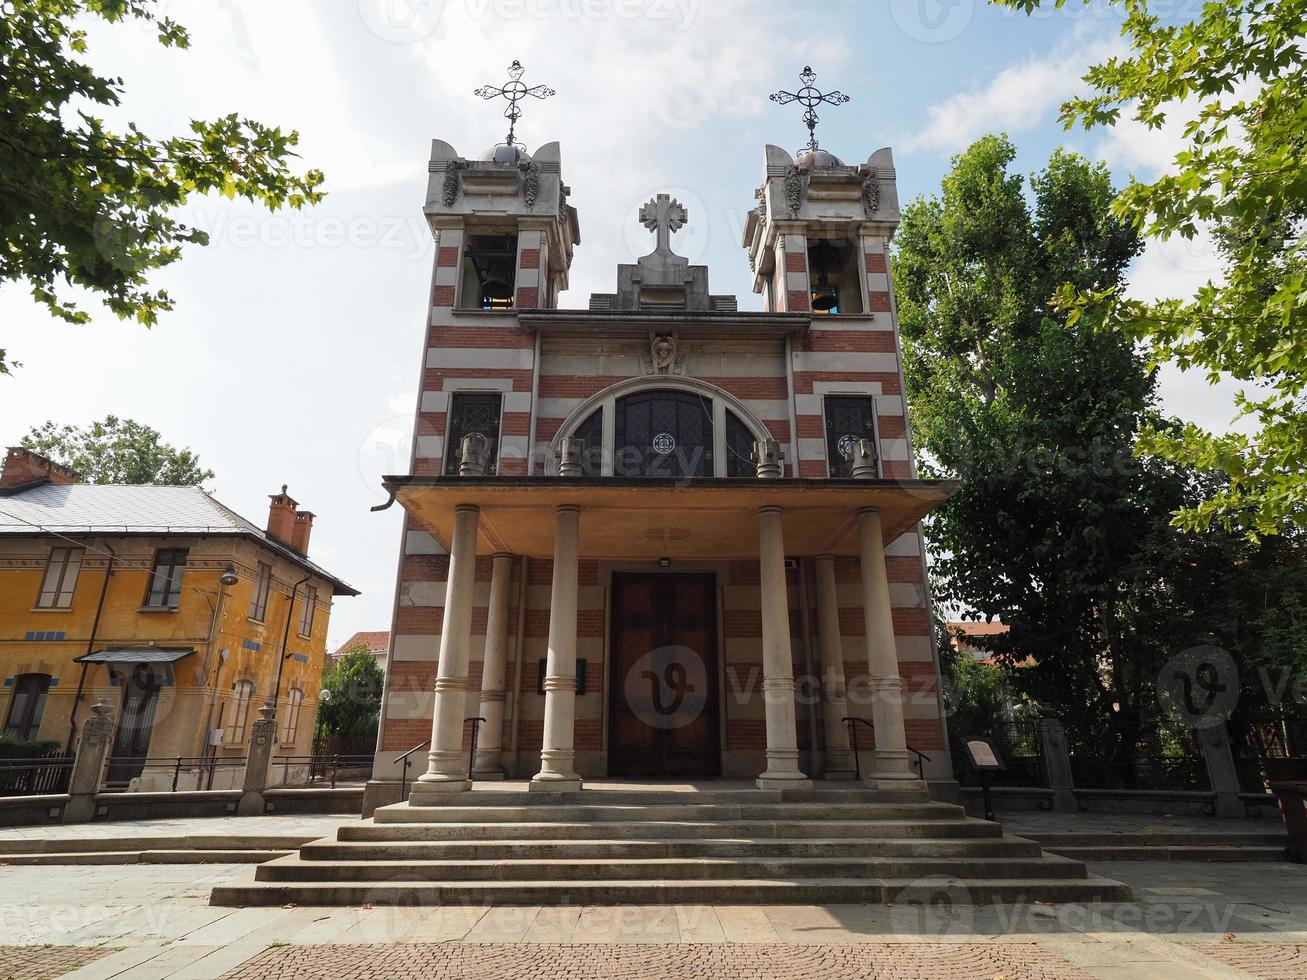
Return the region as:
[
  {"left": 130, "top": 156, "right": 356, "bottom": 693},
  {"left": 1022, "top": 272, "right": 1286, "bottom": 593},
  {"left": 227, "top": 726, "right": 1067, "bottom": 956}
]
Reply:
[
  {"left": 752, "top": 439, "right": 784, "bottom": 479},
  {"left": 1199, "top": 723, "right": 1247, "bottom": 819},
  {"left": 1035, "top": 716, "right": 1078, "bottom": 812},
  {"left": 63, "top": 699, "right": 115, "bottom": 824},
  {"left": 851, "top": 438, "right": 879, "bottom": 480},
  {"left": 238, "top": 704, "right": 278, "bottom": 817},
  {"left": 458, "top": 432, "right": 491, "bottom": 477},
  {"left": 556, "top": 437, "right": 584, "bottom": 477}
]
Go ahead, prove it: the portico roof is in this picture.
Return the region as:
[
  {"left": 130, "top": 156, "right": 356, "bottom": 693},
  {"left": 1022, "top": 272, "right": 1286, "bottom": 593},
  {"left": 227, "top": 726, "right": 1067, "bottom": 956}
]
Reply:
[{"left": 381, "top": 476, "right": 956, "bottom": 560}]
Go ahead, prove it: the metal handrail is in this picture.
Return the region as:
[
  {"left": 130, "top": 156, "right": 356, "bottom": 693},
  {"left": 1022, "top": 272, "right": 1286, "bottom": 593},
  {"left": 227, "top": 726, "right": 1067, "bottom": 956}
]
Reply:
[
  {"left": 396, "top": 739, "right": 430, "bottom": 799},
  {"left": 465, "top": 717, "right": 487, "bottom": 781},
  {"left": 841, "top": 717, "right": 931, "bottom": 780}
]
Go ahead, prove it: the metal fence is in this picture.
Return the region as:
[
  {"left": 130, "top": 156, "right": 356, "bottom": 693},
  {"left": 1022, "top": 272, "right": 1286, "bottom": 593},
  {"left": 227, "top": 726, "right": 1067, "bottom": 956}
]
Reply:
[
  {"left": 100, "top": 756, "right": 248, "bottom": 793},
  {"left": 270, "top": 753, "right": 375, "bottom": 789},
  {"left": 1236, "top": 715, "right": 1307, "bottom": 793},
  {"left": 0, "top": 755, "right": 74, "bottom": 796},
  {"left": 1069, "top": 754, "right": 1210, "bottom": 792}
]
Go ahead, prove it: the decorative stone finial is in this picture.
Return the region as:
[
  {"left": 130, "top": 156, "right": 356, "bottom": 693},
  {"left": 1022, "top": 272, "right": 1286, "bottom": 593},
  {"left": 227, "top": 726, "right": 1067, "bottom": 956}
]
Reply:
[
  {"left": 556, "top": 438, "right": 584, "bottom": 477},
  {"left": 851, "top": 439, "right": 878, "bottom": 480},
  {"left": 459, "top": 433, "right": 491, "bottom": 477},
  {"left": 90, "top": 698, "right": 111, "bottom": 718},
  {"left": 752, "top": 439, "right": 784, "bottom": 479}
]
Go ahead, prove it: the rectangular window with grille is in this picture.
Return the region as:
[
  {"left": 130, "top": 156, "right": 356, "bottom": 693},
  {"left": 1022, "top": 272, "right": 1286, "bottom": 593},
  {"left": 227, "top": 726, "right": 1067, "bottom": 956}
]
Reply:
[
  {"left": 248, "top": 562, "right": 271, "bottom": 621},
  {"left": 824, "top": 395, "right": 878, "bottom": 478},
  {"left": 37, "top": 546, "right": 83, "bottom": 608},
  {"left": 444, "top": 392, "right": 503, "bottom": 476},
  {"left": 298, "top": 585, "right": 317, "bottom": 637},
  {"left": 144, "top": 548, "right": 188, "bottom": 608}
]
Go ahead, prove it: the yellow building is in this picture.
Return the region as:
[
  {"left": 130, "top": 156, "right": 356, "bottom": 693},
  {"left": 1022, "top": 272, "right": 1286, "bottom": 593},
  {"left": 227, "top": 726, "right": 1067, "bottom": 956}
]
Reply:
[{"left": 0, "top": 448, "right": 357, "bottom": 791}]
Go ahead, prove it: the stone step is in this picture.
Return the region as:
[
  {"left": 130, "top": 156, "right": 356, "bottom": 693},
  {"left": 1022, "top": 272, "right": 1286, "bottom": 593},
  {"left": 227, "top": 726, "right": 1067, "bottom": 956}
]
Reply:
[
  {"left": 301, "top": 836, "right": 1044, "bottom": 862},
  {"left": 1027, "top": 831, "right": 1288, "bottom": 848},
  {"left": 255, "top": 854, "right": 1088, "bottom": 883},
  {"left": 1045, "top": 844, "right": 1289, "bottom": 862},
  {"left": 340, "top": 819, "right": 1005, "bottom": 842},
  {"left": 210, "top": 875, "right": 1132, "bottom": 908},
  {"left": 0, "top": 849, "right": 289, "bottom": 866},
  {"left": 374, "top": 802, "right": 964, "bottom": 824},
  {"left": 392, "top": 789, "right": 912, "bottom": 806},
  {"left": 0, "top": 835, "right": 314, "bottom": 855}
]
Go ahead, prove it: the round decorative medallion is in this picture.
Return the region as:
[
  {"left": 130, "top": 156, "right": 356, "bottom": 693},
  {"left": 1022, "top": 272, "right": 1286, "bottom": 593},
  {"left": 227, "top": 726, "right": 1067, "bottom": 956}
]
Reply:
[
  {"left": 652, "top": 432, "right": 676, "bottom": 455},
  {"left": 838, "top": 434, "right": 857, "bottom": 460}
]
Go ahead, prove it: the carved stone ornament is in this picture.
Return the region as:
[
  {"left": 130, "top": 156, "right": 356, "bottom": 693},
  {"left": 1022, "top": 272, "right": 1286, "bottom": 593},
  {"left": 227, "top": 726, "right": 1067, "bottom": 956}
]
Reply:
[
  {"left": 651, "top": 333, "right": 677, "bottom": 372},
  {"left": 785, "top": 166, "right": 803, "bottom": 216},
  {"left": 756, "top": 186, "right": 769, "bottom": 223},
  {"left": 862, "top": 171, "right": 881, "bottom": 215},
  {"left": 523, "top": 161, "right": 540, "bottom": 208},
  {"left": 441, "top": 161, "right": 465, "bottom": 207},
  {"left": 643, "top": 332, "right": 686, "bottom": 376},
  {"left": 558, "top": 186, "right": 568, "bottom": 223}
]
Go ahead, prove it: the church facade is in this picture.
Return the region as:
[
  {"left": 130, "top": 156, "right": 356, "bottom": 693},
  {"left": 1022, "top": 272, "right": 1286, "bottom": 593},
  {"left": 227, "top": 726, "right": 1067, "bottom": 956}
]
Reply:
[{"left": 369, "top": 120, "right": 957, "bottom": 803}]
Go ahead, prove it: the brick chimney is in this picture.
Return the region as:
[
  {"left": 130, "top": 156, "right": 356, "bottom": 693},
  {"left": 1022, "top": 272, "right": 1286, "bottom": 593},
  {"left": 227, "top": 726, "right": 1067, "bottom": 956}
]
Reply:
[
  {"left": 0, "top": 447, "right": 80, "bottom": 492},
  {"left": 266, "top": 485, "right": 299, "bottom": 548},
  {"left": 290, "top": 510, "right": 315, "bottom": 556}
]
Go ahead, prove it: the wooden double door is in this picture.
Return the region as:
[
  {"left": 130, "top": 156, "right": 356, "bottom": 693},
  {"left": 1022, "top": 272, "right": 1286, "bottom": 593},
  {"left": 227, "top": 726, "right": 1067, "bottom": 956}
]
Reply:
[{"left": 607, "top": 573, "right": 721, "bottom": 777}]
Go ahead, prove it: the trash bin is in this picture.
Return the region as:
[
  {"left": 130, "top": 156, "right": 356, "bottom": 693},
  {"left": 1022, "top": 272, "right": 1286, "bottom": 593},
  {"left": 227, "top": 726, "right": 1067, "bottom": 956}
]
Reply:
[{"left": 1269, "top": 779, "right": 1307, "bottom": 863}]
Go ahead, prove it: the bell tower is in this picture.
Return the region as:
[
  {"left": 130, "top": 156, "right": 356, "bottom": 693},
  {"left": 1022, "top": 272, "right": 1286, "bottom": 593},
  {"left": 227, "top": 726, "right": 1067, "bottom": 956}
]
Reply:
[
  {"left": 423, "top": 61, "right": 578, "bottom": 313},
  {"left": 742, "top": 144, "right": 900, "bottom": 316},
  {"left": 424, "top": 138, "right": 579, "bottom": 313}
]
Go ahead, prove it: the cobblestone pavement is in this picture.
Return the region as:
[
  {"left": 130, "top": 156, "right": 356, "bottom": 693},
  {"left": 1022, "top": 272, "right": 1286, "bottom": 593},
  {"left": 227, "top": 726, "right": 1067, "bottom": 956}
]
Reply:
[
  {"left": 1191, "top": 942, "right": 1307, "bottom": 979},
  {"left": 217, "top": 942, "right": 1097, "bottom": 979},
  {"left": 0, "top": 945, "right": 111, "bottom": 980}
]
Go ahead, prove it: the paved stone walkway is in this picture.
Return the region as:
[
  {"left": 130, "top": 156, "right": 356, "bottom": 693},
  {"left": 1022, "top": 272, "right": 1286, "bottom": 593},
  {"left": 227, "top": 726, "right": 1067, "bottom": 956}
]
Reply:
[
  {"left": 0, "top": 945, "right": 111, "bottom": 979},
  {"left": 218, "top": 942, "right": 1098, "bottom": 979},
  {"left": 0, "top": 858, "right": 1304, "bottom": 977}
]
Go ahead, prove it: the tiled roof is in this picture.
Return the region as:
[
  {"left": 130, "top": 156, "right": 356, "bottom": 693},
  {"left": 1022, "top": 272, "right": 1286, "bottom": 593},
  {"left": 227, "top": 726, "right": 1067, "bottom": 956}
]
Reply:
[
  {"left": 0, "top": 483, "right": 358, "bottom": 596},
  {"left": 333, "top": 631, "right": 390, "bottom": 657},
  {"left": 948, "top": 620, "right": 1009, "bottom": 637}
]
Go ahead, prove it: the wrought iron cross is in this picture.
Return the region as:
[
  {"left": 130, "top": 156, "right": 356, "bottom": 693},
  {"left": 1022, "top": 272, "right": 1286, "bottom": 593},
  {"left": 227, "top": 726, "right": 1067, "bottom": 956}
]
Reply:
[
  {"left": 770, "top": 66, "right": 851, "bottom": 155},
  {"left": 640, "top": 194, "right": 687, "bottom": 255},
  {"left": 474, "top": 60, "right": 556, "bottom": 148}
]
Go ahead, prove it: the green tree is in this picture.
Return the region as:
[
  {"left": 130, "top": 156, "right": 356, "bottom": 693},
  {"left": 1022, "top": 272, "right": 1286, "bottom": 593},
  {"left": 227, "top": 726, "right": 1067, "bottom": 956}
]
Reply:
[
  {"left": 21, "top": 415, "right": 214, "bottom": 485},
  {"left": 316, "top": 645, "right": 383, "bottom": 744},
  {"left": 0, "top": 0, "right": 325, "bottom": 374},
  {"left": 895, "top": 134, "right": 1173, "bottom": 757},
  {"left": 898, "top": 134, "right": 1307, "bottom": 769},
  {"left": 994, "top": 0, "right": 1307, "bottom": 536}
]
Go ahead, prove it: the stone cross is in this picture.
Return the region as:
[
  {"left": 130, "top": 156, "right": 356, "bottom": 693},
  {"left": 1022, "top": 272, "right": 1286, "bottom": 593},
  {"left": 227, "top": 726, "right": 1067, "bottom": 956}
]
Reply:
[{"left": 640, "top": 194, "right": 687, "bottom": 256}]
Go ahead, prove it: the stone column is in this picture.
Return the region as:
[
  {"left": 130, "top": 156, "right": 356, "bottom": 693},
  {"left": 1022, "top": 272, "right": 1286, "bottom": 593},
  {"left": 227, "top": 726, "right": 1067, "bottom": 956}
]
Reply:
[
  {"left": 756, "top": 506, "right": 811, "bottom": 790},
  {"left": 473, "top": 553, "right": 514, "bottom": 778},
  {"left": 413, "top": 503, "right": 480, "bottom": 799},
  {"left": 814, "top": 556, "right": 856, "bottom": 778},
  {"left": 1035, "top": 716, "right": 1077, "bottom": 812},
  {"left": 531, "top": 504, "right": 583, "bottom": 792},
  {"left": 237, "top": 704, "right": 278, "bottom": 816},
  {"left": 63, "top": 699, "right": 114, "bottom": 824},
  {"left": 1199, "top": 723, "right": 1247, "bottom": 819},
  {"left": 857, "top": 507, "right": 924, "bottom": 794}
]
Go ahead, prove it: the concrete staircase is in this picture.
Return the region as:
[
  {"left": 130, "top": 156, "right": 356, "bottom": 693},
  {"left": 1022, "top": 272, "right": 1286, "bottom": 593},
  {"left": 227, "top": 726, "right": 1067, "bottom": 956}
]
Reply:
[{"left": 209, "top": 789, "right": 1132, "bottom": 907}]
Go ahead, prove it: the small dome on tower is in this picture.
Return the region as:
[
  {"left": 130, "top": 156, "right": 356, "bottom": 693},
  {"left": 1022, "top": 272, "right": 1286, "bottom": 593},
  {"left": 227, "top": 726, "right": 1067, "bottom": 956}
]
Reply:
[
  {"left": 483, "top": 143, "right": 532, "bottom": 164},
  {"left": 796, "top": 148, "right": 844, "bottom": 168}
]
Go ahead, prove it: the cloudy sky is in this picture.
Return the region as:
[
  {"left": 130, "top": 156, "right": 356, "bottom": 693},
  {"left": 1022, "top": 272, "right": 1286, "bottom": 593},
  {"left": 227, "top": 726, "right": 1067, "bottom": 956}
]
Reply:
[{"left": 0, "top": 0, "right": 1237, "bottom": 647}]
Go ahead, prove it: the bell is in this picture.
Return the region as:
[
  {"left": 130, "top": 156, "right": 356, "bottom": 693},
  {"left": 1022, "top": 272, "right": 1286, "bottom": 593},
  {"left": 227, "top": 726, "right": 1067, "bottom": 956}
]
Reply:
[
  {"left": 811, "top": 284, "right": 839, "bottom": 313},
  {"left": 480, "top": 278, "right": 514, "bottom": 301}
]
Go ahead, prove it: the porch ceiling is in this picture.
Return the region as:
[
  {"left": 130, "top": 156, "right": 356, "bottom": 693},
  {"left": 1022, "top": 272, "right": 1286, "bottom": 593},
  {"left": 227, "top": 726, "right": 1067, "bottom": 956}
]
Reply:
[{"left": 382, "top": 476, "right": 956, "bottom": 560}]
